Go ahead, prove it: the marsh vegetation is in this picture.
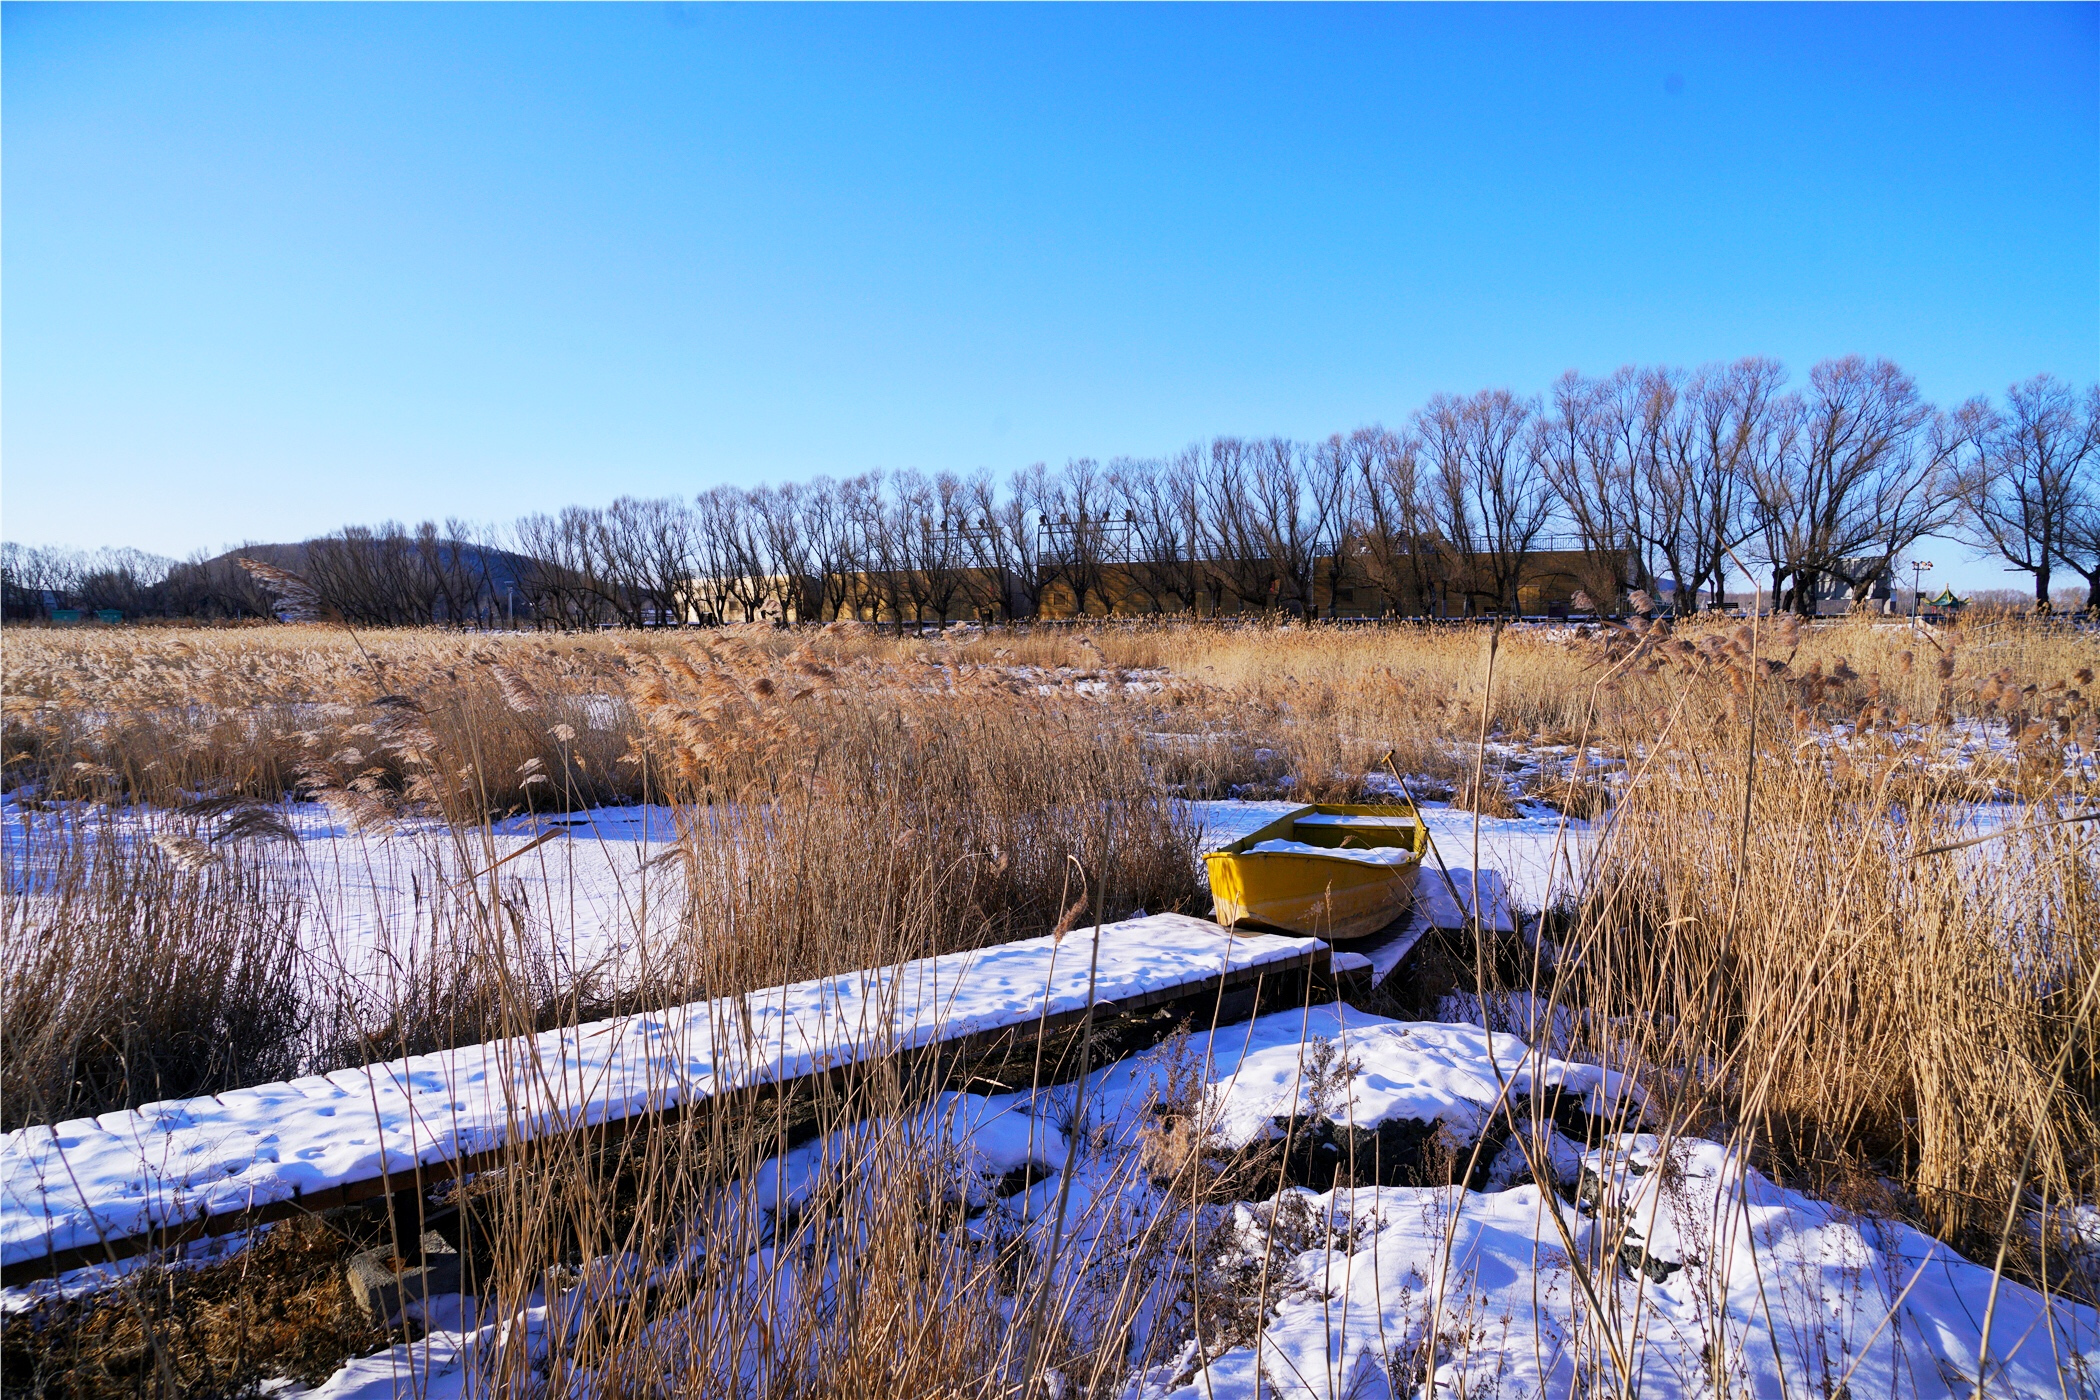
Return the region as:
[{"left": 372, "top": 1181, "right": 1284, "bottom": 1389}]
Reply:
[{"left": 2, "top": 614, "right": 2095, "bottom": 1397}]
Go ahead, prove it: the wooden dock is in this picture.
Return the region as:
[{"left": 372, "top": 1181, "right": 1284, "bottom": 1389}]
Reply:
[{"left": 1, "top": 914, "right": 1328, "bottom": 1285}]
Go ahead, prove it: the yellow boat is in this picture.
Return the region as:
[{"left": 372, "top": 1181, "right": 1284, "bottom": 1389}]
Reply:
[{"left": 1204, "top": 804, "right": 1431, "bottom": 940}]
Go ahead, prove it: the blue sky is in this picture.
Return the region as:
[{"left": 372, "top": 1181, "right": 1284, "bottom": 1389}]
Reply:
[{"left": 4, "top": 3, "right": 2095, "bottom": 588}]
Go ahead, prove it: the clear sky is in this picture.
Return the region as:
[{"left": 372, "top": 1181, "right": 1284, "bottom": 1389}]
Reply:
[{"left": 4, "top": 2, "right": 2096, "bottom": 589}]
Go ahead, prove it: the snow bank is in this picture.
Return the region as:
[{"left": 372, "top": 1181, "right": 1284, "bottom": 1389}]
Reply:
[
  {"left": 1149, "top": 1135, "right": 2098, "bottom": 1399},
  {"left": 1092, "top": 1003, "right": 1636, "bottom": 1151}
]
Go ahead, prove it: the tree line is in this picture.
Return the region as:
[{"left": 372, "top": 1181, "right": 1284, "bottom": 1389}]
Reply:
[{"left": 7, "top": 357, "right": 2095, "bottom": 626}]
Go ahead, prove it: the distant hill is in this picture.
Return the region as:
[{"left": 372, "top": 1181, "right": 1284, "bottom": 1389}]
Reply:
[
  {"left": 171, "top": 536, "right": 553, "bottom": 623},
  {"left": 195, "top": 538, "right": 545, "bottom": 597}
]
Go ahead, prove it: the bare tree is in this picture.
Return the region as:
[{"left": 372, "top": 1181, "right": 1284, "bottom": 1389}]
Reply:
[
  {"left": 1540, "top": 370, "right": 1652, "bottom": 611},
  {"left": 1, "top": 543, "right": 57, "bottom": 618},
  {"left": 1201, "top": 437, "right": 1273, "bottom": 614},
  {"left": 755, "top": 483, "right": 820, "bottom": 624},
  {"left": 817, "top": 474, "right": 874, "bottom": 622},
  {"left": 959, "top": 471, "right": 1025, "bottom": 620},
  {"left": 2059, "top": 483, "right": 2100, "bottom": 613},
  {"left": 1952, "top": 375, "right": 2100, "bottom": 610},
  {"left": 1419, "top": 390, "right": 1553, "bottom": 614},
  {"left": 454, "top": 519, "right": 529, "bottom": 627},
  {"left": 304, "top": 523, "right": 448, "bottom": 626},
  {"left": 1346, "top": 427, "right": 1435, "bottom": 617},
  {"left": 684, "top": 489, "right": 745, "bottom": 625},
  {"left": 1, "top": 544, "right": 178, "bottom": 619},
  {"left": 642, "top": 498, "right": 703, "bottom": 625},
  {"left": 1113, "top": 450, "right": 1204, "bottom": 615},
  {"left": 1305, "top": 435, "right": 1361, "bottom": 618},
  {"left": 518, "top": 506, "right": 640, "bottom": 627},
  {"left": 850, "top": 472, "right": 912, "bottom": 631},
  {"left": 1649, "top": 359, "right": 1784, "bottom": 612},
  {"left": 1040, "top": 458, "right": 1118, "bottom": 616},
  {"left": 801, "top": 475, "right": 865, "bottom": 622},
  {"left": 2044, "top": 386, "right": 2100, "bottom": 612},
  {"left": 582, "top": 507, "right": 648, "bottom": 626},
  {"left": 712, "top": 491, "right": 775, "bottom": 623},
  {"left": 906, "top": 471, "right": 977, "bottom": 627},
  {"left": 8, "top": 544, "right": 88, "bottom": 608},
  {"left": 149, "top": 550, "right": 276, "bottom": 620},
  {"left": 414, "top": 520, "right": 496, "bottom": 627},
  {"left": 1416, "top": 396, "right": 1477, "bottom": 615},
  {"left": 596, "top": 498, "right": 690, "bottom": 626},
  {"left": 1749, "top": 358, "right": 1950, "bottom": 615},
  {"left": 993, "top": 464, "right": 1052, "bottom": 620},
  {"left": 1242, "top": 439, "right": 1315, "bottom": 615},
  {"left": 1158, "top": 446, "right": 1211, "bottom": 614},
  {"left": 876, "top": 471, "right": 928, "bottom": 629},
  {"left": 511, "top": 511, "right": 606, "bottom": 628}
]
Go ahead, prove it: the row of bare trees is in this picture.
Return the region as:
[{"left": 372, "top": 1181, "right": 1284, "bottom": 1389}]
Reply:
[
  {"left": 10, "top": 358, "right": 2093, "bottom": 626},
  {"left": 0, "top": 544, "right": 176, "bottom": 620},
  {"left": 475, "top": 356, "right": 2092, "bottom": 625}
]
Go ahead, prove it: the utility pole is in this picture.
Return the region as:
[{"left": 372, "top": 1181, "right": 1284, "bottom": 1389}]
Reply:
[{"left": 1910, "top": 560, "right": 1933, "bottom": 620}]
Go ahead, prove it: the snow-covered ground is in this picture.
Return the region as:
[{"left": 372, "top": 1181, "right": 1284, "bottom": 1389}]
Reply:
[
  {"left": 292, "top": 805, "right": 688, "bottom": 996},
  {"left": 292, "top": 1003, "right": 2096, "bottom": 1399}
]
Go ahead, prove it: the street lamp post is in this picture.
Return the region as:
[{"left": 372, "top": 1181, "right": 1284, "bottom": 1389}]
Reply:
[{"left": 1910, "top": 560, "right": 1933, "bottom": 620}]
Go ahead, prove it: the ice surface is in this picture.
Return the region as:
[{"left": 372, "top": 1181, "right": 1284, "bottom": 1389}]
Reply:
[{"left": 2, "top": 799, "right": 689, "bottom": 997}]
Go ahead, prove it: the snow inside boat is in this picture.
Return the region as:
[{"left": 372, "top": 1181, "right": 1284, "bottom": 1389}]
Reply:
[{"left": 1203, "top": 804, "right": 1431, "bottom": 940}]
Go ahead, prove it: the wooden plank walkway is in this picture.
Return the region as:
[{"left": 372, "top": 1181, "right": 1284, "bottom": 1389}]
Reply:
[{"left": 0, "top": 914, "right": 1326, "bottom": 1284}]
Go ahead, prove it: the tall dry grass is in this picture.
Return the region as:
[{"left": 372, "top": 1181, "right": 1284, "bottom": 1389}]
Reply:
[
  {"left": 622, "top": 636, "right": 1202, "bottom": 997},
  {"left": 1549, "top": 745, "right": 2099, "bottom": 1241},
  {"left": 1448, "top": 614, "right": 2100, "bottom": 1271},
  {"left": 1, "top": 810, "right": 309, "bottom": 1131},
  {"left": 7, "top": 615, "right": 2092, "bottom": 815}
]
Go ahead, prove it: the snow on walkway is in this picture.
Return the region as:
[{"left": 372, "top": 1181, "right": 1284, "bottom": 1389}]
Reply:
[{"left": 0, "top": 914, "right": 1322, "bottom": 1274}]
